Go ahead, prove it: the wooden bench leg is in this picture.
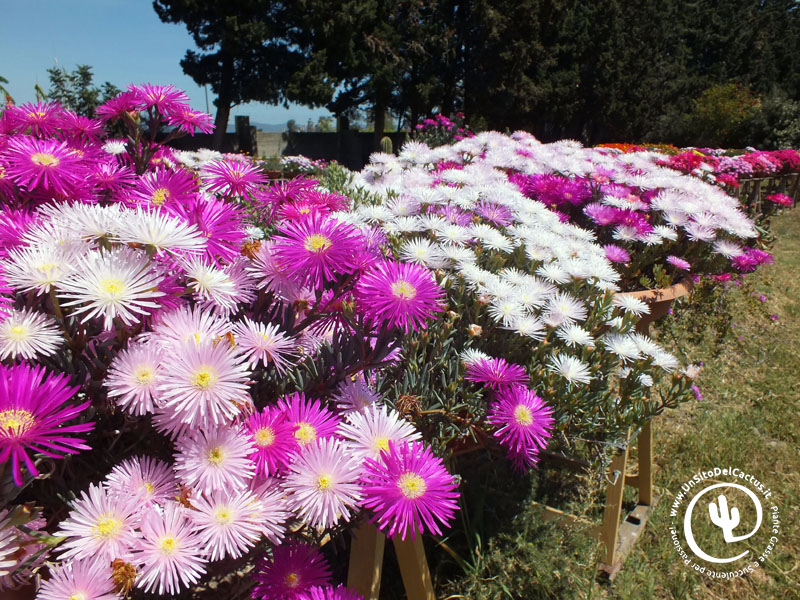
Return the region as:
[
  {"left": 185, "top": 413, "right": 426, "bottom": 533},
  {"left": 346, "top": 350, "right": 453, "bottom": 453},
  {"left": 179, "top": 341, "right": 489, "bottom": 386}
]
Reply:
[
  {"left": 638, "top": 420, "right": 654, "bottom": 506},
  {"left": 598, "top": 443, "right": 629, "bottom": 566},
  {"left": 393, "top": 534, "right": 436, "bottom": 600},
  {"left": 347, "top": 520, "right": 385, "bottom": 600}
]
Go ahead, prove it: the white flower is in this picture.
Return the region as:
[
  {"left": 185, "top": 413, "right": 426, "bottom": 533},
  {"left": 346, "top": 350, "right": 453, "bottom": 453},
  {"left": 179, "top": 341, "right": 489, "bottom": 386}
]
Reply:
[
  {"left": 102, "top": 140, "right": 127, "bottom": 155},
  {"left": 536, "top": 262, "right": 570, "bottom": 284},
  {"left": 652, "top": 350, "right": 680, "bottom": 372},
  {"left": 712, "top": 239, "right": 743, "bottom": 258},
  {"left": 0, "top": 308, "right": 62, "bottom": 360},
  {"left": 548, "top": 354, "right": 593, "bottom": 385},
  {"left": 400, "top": 238, "right": 449, "bottom": 268},
  {"left": 5, "top": 243, "right": 85, "bottom": 294},
  {"left": 57, "top": 247, "right": 164, "bottom": 330},
  {"left": 114, "top": 208, "right": 207, "bottom": 255},
  {"left": 556, "top": 324, "right": 594, "bottom": 348},
  {"left": 509, "top": 316, "right": 546, "bottom": 340},
  {"left": 612, "top": 294, "right": 651, "bottom": 317},
  {"left": 488, "top": 299, "right": 525, "bottom": 326},
  {"left": 545, "top": 291, "right": 588, "bottom": 324},
  {"left": 602, "top": 334, "right": 642, "bottom": 363},
  {"left": 460, "top": 348, "right": 491, "bottom": 366}
]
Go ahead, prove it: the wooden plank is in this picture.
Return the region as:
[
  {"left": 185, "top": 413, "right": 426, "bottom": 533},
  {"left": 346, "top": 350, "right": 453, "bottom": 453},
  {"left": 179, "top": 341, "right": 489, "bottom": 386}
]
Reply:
[
  {"left": 347, "top": 520, "right": 386, "bottom": 600},
  {"left": 638, "top": 420, "right": 654, "bottom": 506},
  {"left": 533, "top": 502, "right": 601, "bottom": 539},
  {"left": 598, "top": 444, "right": 629, "bottom": 565},
  {"left": 393, "top": 534, "right": 436, "bottom": 600},
  {"left": 598, "top": 497, "right": 659, "bottom": 581}
]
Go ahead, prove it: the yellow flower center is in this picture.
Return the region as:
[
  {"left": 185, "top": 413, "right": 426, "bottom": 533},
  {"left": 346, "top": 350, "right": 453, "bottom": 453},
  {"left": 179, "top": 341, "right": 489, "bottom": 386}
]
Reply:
[
  {"left": 294, "top": 422, "right": 317, "bottom": 445},
  {"left": 93, "top": 515, "right": 123, "bottom": 539},
  {"left": 373, "top": 437, "right": 390, "bottom": 453},
  {"left": 317, "top": 474, "right": 332, "bottom": 490},
  {"left": 207, "top": 446, "right": 225, "bottom": 465},
  {"left": 143, "top": 481, "right": 155, "bottom": 495},
  {"left": 191, "top": 366, "right": 217, "bottom": 390},
  {"left": 303, "top": 233, "right": 332, "bottom": 252},
  {"left": 31, "top": 152, "right": 60, "bottom": 167},
  {"left": 151, "top": 188, "right": 169, "bottom": 206},
  {"left": 7, "top": 325, "right": 28, "bottom": 341},
  {"left": 0, "top": 409, "right": 36, "bottom": 436},
  {"left": 99, "top": 278, "right": 126, "bottom": 298},
  {"left": 513, "top": 404, "right": 533, "bottom": 426},
  {"left": 36, "top": 261, "right": 60, "bottom": 276},
  {"left": 254, "top": 426, "right": 275, "bottom": 447},
  {"left": 391, "top": 280, "right": 417, "bottom": 300},
  {"left": 214, "top": 506, "right": 233, "bottom": 524},
  {"left": 159, "top": 535, "right": 178, "bottom": 555},
  {"left": 285, "top": 572, "right": 300, "bottom": 588},
  {"left": 69, "top": 594, "right": 87, "bottom": 600},
  {"left": 398, "top": 472, "right": 427, "bottom": 499},
  {"left": 299, "top": 207, "right": 311, "bottom": 214},
  {"left": 134, "top": 365, "right": 154, "bottom": 385}
]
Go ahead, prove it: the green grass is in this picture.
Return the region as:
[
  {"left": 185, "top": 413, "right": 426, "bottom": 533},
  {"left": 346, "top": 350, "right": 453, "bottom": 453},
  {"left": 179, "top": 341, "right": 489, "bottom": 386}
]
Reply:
[{"left": 439, "top": 208, "right": 800, "bottom": 599}]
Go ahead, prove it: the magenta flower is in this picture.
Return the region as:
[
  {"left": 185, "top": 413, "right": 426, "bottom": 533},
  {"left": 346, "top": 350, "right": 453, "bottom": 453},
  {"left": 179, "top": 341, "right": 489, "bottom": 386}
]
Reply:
[
  {"left": 60, "top": 112, "right": 105, "bottom": 141},
  {"left": 252, "top": 540, "right": 332, "bottom": 600},
  {"left": 0, "top": 363, "right": 91, "bottom": 486},
  {"left": 487, "top": 385, "right": 554, "bottom": 470},
  {"left": 309, "top": 585, "right": 365, "bottom": 600},
  {"left": 583, "top": 203, "right": 620, "bottom": 226},
  {"left": 361, "top": 441, "right": 459, "bottom": 540},
  {"left": 765, "top": 193, "right": 793, "bottom": 207},
  {"left": 355, "top": 260, "right": 444, "bottom": 333},
  {"left": 4, "top": 100, "right": 64, "bottom": 136},
  {"left": 604, "top": 244, "right": 630, "bottom": 264},
  {"left": 4, "top": 136, "right": 84, "bottom": 197},
  {"left": 203, "top": 158, "right": 267, "bottom": 197},
  {"left": 133, "top": 502, "right": 208, "bottom": 596},
  {"left": 245, "top": 407, "right": 297, "bottom": 477},
  {"left": 666, "top": 255, "right": 691, "bottom": 271},
  {"left": 96, "top": 91, "right": 140, "bottom": 121},
  {"left": 464, "top": 356, "right": 528, "bottom": 390},
  {"left": 272, "top": 214, "right": 362, "bottom": 288},
  {"left": 278, "top": 392, "right": 341, "bottom": 449},
  {"left": 127, "top": 83, "right": 190, "bottom": 114},
  {"left": 165, "top": 105, "right": 215, "bottom": 135},
  {"left": 129, "top": 167, "right": 198, "bottom": 210},
  {"left": 475, "top": 201, "right": 513, "bottom": 227},
  {"left": 184, "top": 195, "right": 247, "bottom": 264}
]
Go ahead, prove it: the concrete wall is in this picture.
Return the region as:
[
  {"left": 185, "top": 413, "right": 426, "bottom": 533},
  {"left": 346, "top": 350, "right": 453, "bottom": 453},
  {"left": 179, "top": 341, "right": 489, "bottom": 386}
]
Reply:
[{"left": 256, "top": 132, "right": 287, "bottom": 158}]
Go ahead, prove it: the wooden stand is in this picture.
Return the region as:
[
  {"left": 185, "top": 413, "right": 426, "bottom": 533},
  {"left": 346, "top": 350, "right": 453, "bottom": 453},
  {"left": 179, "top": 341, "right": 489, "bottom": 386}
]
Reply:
[
  {"left": 347, "top": 520, "right": 436, "bottom": 600},
  {"left": 536, "top": 420, "right": 657, "bottom": 581}
]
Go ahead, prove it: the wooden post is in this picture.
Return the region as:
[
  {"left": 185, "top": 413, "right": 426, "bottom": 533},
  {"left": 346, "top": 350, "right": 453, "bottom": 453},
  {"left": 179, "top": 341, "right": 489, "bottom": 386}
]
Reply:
[
  {"left": 393, "top": 535, "right": 436, "bottom": 600},
  {"left": 598, "top": 442, "right": 629, "bottom": 566},
  {"left": 347, "top": 520, "right": 386, "bottom": 600},
  {"left": 638, "top": 420, "right": 654, "bottom": 506}
]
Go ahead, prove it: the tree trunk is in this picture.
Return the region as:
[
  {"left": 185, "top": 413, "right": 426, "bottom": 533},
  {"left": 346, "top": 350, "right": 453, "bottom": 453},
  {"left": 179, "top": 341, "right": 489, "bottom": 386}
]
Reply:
[{"left": 212, "top": 52, "right": 235, "bottom": 151}]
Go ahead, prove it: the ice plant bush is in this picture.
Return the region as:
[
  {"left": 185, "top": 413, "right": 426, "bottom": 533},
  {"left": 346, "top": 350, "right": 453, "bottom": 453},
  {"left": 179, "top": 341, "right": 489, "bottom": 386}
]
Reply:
[
  {"left": 0, "top": 87, "right": 454, "bottom": 599},
  {"left": 321, "top": 140, "right": 699, "bottom": 471}
]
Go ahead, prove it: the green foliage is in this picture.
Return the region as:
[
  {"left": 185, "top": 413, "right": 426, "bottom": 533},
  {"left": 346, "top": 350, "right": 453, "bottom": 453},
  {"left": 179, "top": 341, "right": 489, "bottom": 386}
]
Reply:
[{"left": 46, "top": 65, "right": 120, "bottom": 117}]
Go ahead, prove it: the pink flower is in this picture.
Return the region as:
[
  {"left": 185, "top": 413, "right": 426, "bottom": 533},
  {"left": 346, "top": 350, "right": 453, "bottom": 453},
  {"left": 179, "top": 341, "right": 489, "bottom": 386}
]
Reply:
[
  {"left": 127, "top": 83, "right": 190, "bottom": 114},
  {"left": 0, "top": 363, "right": 91, "bottom": 486},
  {"left": 4, "top": 136, "right": 84, "bottom": 198},
  {"left": 360, "top": 441, "right": 459, "bottom": 540},
  {"left": 465, "top": 356, "right": 528, "bottom": 390},
  {"left": 36, "top": 558, "right": 119, "bottom": 600},
  {"left": 279, "top": 392, "right": 341, "bottom": 449},
  {"left": 234, "top": 317, "right": 297, "bottom": 373},
  {"left": 105, "top": 456, "right": 178, "bottom": 506},
  {"left": 157, "top": 339, "right": 251, "bottom": 428},
  {"left": 182, "top": 195, "right": 247, "bottom": 264},
  {"left": 604, "top": 244, "right": 630, "bottom": 263},
  {"left": 56, "top": 483, "right": 142, "bottom": 564},
  {"left": 487, "top": 385, "right": 554, "bottom": 470},
  {"left": 203, "top": 158, "right": 267, "bottom": 197},
  {"left": 283, "top": 437, "right": 363, "bottom": 528},
  {"left": 133, "top": 502, "right": 208, "bottom": 596},
  {"left": 252, "top": 540, "right": 332, "bottom": 600},
  {"left": 173, "top": 425, "right": 256, "bottom": 494},
  {"left": 309, "top": 585, "right": 365, "bottom": 600},
  {"left": 355, "top": 260, "right": 444, "bottom": 333},
  {"left": 666, "top": 255, "right": 691, "bottom": 271},
  {"left": 96, "top": 91, "right": 140, "bottom": 121},
  {"left": 272, "top": 214, "right": 362, "bottom": 288},
  {"left": 129, "top": 167, "right": 198, "bottom": 211},
  {"left": 104, "top": 342, "right": 162, "bottom": 415},
  {"left": 4, "top": 100, "right": 65, "bottom": 136},
  {"left": 189, "top": 488, "right": 268, "bottom": 560},
  {"left": 245, "top": 407, "right": 297, "bottom": 477},
  {"left": 165, "top": 105, "right": 215, "bottom": 135}
]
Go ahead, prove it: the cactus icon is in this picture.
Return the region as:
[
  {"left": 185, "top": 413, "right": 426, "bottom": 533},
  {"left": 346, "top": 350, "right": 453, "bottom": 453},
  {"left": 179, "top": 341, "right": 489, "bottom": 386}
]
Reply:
[{"left": 708, "top": 494, "right": 740, "bottom": 543}]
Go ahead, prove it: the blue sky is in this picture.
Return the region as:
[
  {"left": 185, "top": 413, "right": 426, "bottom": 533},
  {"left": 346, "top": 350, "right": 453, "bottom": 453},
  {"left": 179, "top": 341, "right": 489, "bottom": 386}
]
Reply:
[{"left": 0, "top": 0, "right": 331, "bottom": 127}]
